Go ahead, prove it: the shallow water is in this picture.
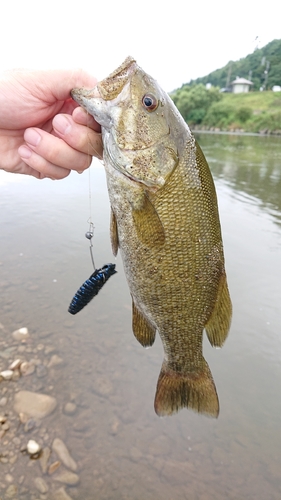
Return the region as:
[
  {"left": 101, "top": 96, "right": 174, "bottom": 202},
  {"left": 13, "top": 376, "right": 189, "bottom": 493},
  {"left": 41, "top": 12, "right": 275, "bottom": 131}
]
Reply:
[{"left": 0, "top": 133, "right": 281, "bottom": 499}]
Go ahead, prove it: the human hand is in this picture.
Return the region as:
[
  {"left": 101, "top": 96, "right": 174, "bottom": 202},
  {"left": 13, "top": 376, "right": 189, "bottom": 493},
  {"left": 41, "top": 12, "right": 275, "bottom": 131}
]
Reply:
[{"left": 0, "top": 69, "right": 102, "bottom": 179}]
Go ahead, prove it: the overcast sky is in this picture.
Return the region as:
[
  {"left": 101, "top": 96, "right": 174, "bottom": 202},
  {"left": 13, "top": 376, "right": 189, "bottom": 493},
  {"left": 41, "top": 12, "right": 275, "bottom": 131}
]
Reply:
[{"left": 1, "top": 0, "right": 280, "bottom": 92}]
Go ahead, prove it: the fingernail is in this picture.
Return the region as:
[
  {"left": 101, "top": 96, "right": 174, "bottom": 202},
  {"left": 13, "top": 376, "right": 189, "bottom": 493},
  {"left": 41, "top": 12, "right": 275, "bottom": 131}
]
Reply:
[
  {"left": 24, "top": 128, "right": 41, "bottom": 147},
  {"left": 53, "top": 115, "right": 72, "bottom": 135},
  {"left": 18, "top": 145, "right": 32, "bottom": 159}
]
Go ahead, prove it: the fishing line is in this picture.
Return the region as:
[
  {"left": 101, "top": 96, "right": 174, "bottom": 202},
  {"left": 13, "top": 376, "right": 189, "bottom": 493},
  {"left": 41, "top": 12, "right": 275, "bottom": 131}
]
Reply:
[
  {"left": 68, "top": 121, "right": 117, "bottom": 315},
  {"left": 85, "top": 165, "right": 96, "bottom": 271}
]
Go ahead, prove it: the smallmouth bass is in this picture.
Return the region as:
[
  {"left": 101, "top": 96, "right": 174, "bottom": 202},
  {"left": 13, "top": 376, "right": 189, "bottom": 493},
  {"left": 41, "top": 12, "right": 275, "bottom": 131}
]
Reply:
[{"left": 71, "top": 57, "right": 232, "bottom": 417}]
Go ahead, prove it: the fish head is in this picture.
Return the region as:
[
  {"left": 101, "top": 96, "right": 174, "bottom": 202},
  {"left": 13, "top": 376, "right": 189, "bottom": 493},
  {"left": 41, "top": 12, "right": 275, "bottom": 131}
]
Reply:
[{"left": 71, "top": 57, "right": 186, "bottom": 190}]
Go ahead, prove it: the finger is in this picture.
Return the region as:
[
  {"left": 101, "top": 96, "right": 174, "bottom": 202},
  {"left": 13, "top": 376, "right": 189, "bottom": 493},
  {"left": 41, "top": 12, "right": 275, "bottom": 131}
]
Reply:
[
  {"left": 52, "top": 114, "right": 103, "bottom": 159},
  {"left": 18, "top": 145, "right": 71, "bottom": 180},
  {"left": 18, "top": 128, "right": 93, "bottom": 176},
  {"left": 72, "top": 106, "right": 101, "bottom": 132}
]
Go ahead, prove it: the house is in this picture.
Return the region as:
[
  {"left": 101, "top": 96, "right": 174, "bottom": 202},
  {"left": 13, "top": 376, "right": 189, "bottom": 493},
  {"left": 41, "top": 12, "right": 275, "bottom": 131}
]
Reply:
[{"left": 230, "top": 77, "right": 253, "bottom": 93}]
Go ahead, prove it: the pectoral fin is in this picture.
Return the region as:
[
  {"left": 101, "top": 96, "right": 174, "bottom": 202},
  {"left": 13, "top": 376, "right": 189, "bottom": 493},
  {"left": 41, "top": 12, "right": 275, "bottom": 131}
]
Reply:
[
  {"left": 110, "top": 208, "right": 119, "bottom": 256},
  {"left": 205, "top": 272, "right": 232, "bottom": 347},
  {"left": 132, "top": 299, "right": 156, "bottom": 347},
  {"left": 132, "top": 194, "right": 165, "bottom": 249}
]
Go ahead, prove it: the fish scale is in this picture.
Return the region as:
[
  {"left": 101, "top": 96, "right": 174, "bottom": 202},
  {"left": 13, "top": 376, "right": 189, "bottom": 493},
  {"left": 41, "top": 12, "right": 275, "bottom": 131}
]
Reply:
[{"left": 71, "top": 56, "right": 232, "bottom": 417}]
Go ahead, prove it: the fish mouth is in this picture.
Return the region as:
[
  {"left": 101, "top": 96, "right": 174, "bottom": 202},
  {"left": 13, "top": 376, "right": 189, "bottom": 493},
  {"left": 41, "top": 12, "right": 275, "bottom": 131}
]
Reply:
[
  {"left": 97, "top": 56, "right": 137, "bottom": 100},
  {"left": 71, "top": 56, "right": 137, "bottom": 106}
]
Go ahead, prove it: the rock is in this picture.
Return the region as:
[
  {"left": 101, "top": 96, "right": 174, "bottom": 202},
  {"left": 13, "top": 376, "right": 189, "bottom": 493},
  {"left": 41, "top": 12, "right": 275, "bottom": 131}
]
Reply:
[
  {"left": 27, "top": 439, "right": 41, "bottom": 456},
  {"left": 52, "top": 438, "right": 77, "bottom": 472},
  {"left": 0, "top": 370, "right": 13, "bottom": 380},
  {"left": 63, "top": 402, "right": 77, "bottom": 415},
  {"left": 5, "top": 484, "right": 18, "bottom": 498},
  {"left": 20, "top": 361, "right": 35, "bottom": 376},
  {"left": 9, "top": 359, "right": 21, "bottom": 370},
  {"left": 48, "top": 355, "right": 63, "bottom": 368},
  {"left": 0, "top": 397, "right": 7, "bottom": 406},
  {"left": 53, "top": 471, "right": 80, "bottom": 486},
  {"left": 40, "top": 446, "right": 51, "bottom": 474},
  {"left": 24, "top": 418, "right": 37, "bottom": 432},
  {"left": 14, "top": 391, "right": 57, "bottom": 419},
  {"left": 52, "top": 486, "right": 74, "bottom": 500},
  {"left": 11, "top": 369, "right": 20, "bottom": 381},
  {"left": 12, "top": 327, "right": 29, "bottom": 341},
  {"left": 2, "top": 421, "right": 10, "bottom": 431},
  {"left": 34, "top": 477, "right": 49, "bottom": 493},
  {"left": 48, "top": 460, "right": 61, "bottom": 475}
]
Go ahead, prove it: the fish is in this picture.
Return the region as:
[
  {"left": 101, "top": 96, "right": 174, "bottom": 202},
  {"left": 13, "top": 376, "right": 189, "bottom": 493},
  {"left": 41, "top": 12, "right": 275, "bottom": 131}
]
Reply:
[
  {"left": 71, "top": 56, "right": 232, "bottom": 417},
  {"left": 68, "top": 264, "right": 117, "bottom": 315}
]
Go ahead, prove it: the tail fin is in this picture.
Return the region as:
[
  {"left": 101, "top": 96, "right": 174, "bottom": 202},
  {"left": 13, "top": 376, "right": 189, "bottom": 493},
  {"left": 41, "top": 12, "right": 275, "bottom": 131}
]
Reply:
[{"left": 154, "top": 359, "right": 219, "bottom": 418}]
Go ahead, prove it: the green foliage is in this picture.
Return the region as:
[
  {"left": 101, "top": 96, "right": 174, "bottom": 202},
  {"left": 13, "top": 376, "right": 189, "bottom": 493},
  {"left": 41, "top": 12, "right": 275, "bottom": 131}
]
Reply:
[
  {"left": 204, "top": 101, "right": 236, "bottom": 128},
  {"left": 171, "top": 84, "right": 222, "bottom": 124},
  {"left": 187, "top": 39, "right": 281, "bottom": 91},
  {"left": 249, "top": 110, "right": 281, "bottom": 132},
  {"left": 172, "top": 88, "right": 281, "bottom": 133},
  {"left": 235, "top": 106, "right": 253, "bottom": 123}
]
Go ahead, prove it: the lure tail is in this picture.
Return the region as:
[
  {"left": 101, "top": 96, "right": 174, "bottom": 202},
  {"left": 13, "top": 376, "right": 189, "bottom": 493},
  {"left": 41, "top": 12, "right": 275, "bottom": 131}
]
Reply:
[
  {"left": 154, "top": 359, "right": 219, "bottom": 418},
  {"left": 68, "top": 263, "right": 117, "bottom": 315}
]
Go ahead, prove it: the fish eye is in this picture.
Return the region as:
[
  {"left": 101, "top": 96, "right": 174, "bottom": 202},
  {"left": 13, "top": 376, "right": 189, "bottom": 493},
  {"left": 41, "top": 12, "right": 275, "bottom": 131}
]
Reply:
[{"left": 142, "top": 94, "right": 158, "bottom": 112}]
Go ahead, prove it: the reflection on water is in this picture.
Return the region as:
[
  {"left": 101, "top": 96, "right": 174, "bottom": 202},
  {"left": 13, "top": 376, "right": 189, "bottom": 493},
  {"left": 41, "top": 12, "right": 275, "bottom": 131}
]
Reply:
[
  {"left": 196, "top": 133, "right": 281, "bottom": 226},
  {"left": 0, "top": 133, "right": 281, "bottom": 499}
]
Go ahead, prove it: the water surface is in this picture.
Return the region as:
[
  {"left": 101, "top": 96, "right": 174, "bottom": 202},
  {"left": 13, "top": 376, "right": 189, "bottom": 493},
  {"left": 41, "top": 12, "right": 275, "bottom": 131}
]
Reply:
[{"left": 0, "top": 133, "right": 280, "bottom": 499}]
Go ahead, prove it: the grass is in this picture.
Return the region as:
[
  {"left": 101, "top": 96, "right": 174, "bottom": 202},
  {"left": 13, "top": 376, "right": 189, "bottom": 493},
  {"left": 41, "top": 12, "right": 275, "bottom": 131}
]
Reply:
[{"left": 199, "top": 91, "right": 281, "bottom": 134}]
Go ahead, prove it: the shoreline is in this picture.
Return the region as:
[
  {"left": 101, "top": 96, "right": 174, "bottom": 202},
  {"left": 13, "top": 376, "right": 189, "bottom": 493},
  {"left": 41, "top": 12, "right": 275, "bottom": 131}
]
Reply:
[{"left": 192, "top": 128, "right": 281, "bottom": 137}]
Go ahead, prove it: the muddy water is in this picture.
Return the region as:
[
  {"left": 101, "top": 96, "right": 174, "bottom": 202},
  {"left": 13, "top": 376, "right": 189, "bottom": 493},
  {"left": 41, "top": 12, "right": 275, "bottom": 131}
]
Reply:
[{"left": 0, "top": 133, "right": 280, "bottom": 499}]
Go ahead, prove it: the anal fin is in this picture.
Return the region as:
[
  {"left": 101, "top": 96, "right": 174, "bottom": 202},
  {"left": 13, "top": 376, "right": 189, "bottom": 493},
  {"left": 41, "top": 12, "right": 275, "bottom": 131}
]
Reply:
[
  {"left": 132, "top": 299, "right": 156, "bottom": 347},
  {"left": 205, "top": 271, "right": 232, "bottom": 347}
]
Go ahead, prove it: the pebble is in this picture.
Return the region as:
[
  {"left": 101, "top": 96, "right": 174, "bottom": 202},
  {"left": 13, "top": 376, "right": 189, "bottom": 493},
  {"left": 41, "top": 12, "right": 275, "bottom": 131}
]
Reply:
[
  {"left": 12, "top": 437, "right": 21, "bottom": 446},
  {"left": 9, "top": 359, "right": 21, "bottom": 370},
  {"left": 48, "top": 355, "right": 63, "bottom": 368},
  {"left": 5, "top": 484, "right": 18, "bottom": 498},
  {"left": 40, "top": 446, "right": 51, "bottom": 474},
  {"left": 14, "top": 391, "right": 57, "bottom": 419},
  {"left": 12, "top": 327, "right": 29, "bottom": 341},
  {"left": 53, "top": 470, "right": 80, "bottom": 486},
  {"left": 63, "top": 402, "right": 77, "bottom": 415},
  {"left": 48, "top": 460, "right": 61, "bottom": 475},
  {"left": 24, "top": 418, "right": 37, "bottom": 433},
  {"left": 52, "top": 486, "right": 74, "bottom": 500},
  {"left": 0, "top": 370, "right": 14, "bottom": 380},
  {"left": 34, "top": 477, "right": 49, "bottom": 494},
  {"left": 20, "top": 361, "right": 35, "bottom": 376},
  {"left": 27, "top": 439, "right": 41, "bottom": 455},
  {"left": 11, "top": 369, "right": 20, "bottom": 381},
  {"left": 0, "top": 397, "right": 7, "bottom": 407},
  {"left": 52, "top": 438, "right": 78, "bottom": 472}
]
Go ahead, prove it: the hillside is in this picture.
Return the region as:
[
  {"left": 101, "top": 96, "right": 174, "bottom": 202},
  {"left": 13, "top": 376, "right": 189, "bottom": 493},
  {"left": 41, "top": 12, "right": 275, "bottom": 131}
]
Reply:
[
  {"left": 170, "top": 39, "right": 281, "bottom": 134},
  {"left": 188, "top": 39, "right": 281, "bottom": 91}
]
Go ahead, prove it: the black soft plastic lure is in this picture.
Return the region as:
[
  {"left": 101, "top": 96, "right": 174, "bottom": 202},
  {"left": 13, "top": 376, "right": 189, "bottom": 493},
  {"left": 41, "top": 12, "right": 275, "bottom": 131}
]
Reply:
[{"left": 68, "top": 263, "right": 117, "bottom": 315}]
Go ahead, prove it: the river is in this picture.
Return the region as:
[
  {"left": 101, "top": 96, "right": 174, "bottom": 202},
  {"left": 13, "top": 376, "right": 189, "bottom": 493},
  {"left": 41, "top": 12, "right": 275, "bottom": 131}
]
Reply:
[{"left": 0, "top": 133, "right": 280, "bottom": 499}]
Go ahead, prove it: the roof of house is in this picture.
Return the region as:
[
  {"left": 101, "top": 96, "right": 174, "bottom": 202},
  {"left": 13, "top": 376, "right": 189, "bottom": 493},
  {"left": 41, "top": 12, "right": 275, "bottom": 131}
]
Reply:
[{"left": 231, "top": 77, "right": 253, "bottom": 86}]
